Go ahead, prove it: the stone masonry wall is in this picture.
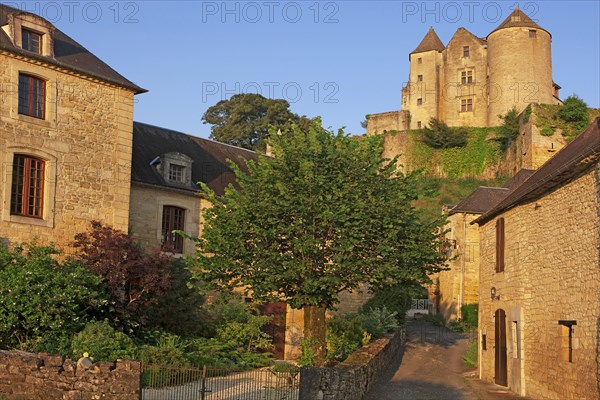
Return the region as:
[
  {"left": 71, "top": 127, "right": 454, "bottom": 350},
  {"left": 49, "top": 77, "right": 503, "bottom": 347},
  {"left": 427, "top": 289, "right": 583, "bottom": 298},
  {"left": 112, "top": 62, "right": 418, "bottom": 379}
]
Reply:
[
  {"left": 0, "top": 350, "right": 140, "bottom": 400},
  {"left": 432, "top": 212, "right": 480, "bottom": 322},
  {"left": 478, "top": 165, "right": 600, "bottom": 399},
  {"left": 0, "top": 53, "right": 135, "bottom": 251},
  {"left": 299, "top": 328, "right": 405, "bottom": 400}
]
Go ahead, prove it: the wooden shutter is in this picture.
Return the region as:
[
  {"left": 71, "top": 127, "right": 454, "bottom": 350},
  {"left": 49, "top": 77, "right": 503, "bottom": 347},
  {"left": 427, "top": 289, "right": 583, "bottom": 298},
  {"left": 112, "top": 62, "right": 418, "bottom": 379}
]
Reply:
[{"left": 496, "top": 217, "right": 505, "bottom": 272}]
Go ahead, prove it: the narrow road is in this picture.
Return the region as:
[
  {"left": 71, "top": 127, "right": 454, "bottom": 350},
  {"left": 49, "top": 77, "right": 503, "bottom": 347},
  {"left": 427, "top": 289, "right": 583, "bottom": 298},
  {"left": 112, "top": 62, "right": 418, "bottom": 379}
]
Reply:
[{"left": 366, "top": 320, "right": 477, "bottom": 400}]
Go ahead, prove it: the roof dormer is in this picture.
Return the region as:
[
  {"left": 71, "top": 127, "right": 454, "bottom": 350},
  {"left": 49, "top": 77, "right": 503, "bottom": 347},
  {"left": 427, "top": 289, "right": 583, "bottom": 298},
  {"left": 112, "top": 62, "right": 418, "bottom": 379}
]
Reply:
[
  {"left": 152, "top": 152, "right": 194, "bottom": 187},
  {"left": 2, "top": 12, "right": 55, "bottom": 57}
]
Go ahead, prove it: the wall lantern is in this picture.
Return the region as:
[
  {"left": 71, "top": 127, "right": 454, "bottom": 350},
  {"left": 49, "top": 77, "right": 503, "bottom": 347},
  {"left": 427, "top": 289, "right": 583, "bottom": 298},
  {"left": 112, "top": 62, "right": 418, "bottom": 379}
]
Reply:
[{"left": 490, "top": 287, "right": 500, "bottom": 301}]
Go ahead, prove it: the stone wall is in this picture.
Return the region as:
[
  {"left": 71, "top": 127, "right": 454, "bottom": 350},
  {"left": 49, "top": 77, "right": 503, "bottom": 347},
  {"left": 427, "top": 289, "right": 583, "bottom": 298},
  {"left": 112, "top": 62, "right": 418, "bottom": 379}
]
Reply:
[
  {"left": 0, "top": 350, "right": 140, "bottom": 400},
  {"left": 431, "top": 211, "right": 480, "bottom": 322},
  {"left": 478, "top": 165, "right": 600, "bottom": 399},
  {"left": 0, "top": 53, "right": 136, "bottom": 251},
  {"left": 299, "top": 328, "right": 405, "bottom": 400},
  {"left": 365, "top": 110, "right": 408, "bottom": 136}
]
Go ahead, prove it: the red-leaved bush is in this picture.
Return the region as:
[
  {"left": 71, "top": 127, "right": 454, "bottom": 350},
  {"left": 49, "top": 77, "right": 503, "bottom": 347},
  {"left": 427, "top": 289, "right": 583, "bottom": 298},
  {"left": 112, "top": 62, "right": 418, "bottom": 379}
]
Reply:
[{"left": 73, "top": 221, "right": 172, "bottom": 327}]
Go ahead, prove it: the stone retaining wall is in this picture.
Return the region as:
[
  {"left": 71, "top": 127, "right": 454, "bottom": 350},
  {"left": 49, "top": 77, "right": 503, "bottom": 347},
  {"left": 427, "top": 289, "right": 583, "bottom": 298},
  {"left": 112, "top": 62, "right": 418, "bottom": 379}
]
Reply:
[
  {"left": 0, "top": 350, "right": 140, "bottom": 400},
  {"left": 299, "top": 328, "right": 406, "bottom": 400}
]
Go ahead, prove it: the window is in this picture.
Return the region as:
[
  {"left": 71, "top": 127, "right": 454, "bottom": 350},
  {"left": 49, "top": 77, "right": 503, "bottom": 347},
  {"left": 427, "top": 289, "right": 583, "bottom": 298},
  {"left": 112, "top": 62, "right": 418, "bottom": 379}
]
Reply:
[
  {"left": 21, "top": 28, "right": 41, "bottom": 53},
  {"left": 417, "top": 74, "right": 423, "bottom": 82},
  {"left": 529, "top": 30, "right": 537, "bottom": 38},
  {"left": 417, "top": 57, "right": 422, "bottom": 64},
  {"left": 162, "top": 206, "right": 185, "bottom": 253},
  {"left": 461, "top": 70, "right": 473, "bottom": 84},
  {"left": 10, "top": 155, "right": 45, "bottom": 218},
  {"left": 168, "top": 164, "right": 185, "bottom": 183},
  {"left": 482, "top": 334, "right": 487, "bottom": 350},
  {"left": 417, "top": 121, "right": 422, "bottom": 129},
  {"left": 18, "top": 74, "right": 45, "bottom": 119},
  {"left": 558, "top": 321, "right": 576, "bottom": 362},
  {"left": 495, "top": 217, "right": 505, "bottom": 272},
  {"left": 463, "top": 46, "right": 470, "bottom": 57},
  {"left": 417, "top": 98, "right": 423, "bottom": 106},
  {"left": 461, "top": 98, "right": 473, "bottom": 112}
]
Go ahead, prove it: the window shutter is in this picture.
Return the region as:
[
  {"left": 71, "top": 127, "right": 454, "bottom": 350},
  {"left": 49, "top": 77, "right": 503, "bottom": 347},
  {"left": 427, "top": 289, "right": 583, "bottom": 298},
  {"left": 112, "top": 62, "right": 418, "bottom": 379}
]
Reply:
[{"left": 496, "top": 217, "right": 505, "bottom": 272}]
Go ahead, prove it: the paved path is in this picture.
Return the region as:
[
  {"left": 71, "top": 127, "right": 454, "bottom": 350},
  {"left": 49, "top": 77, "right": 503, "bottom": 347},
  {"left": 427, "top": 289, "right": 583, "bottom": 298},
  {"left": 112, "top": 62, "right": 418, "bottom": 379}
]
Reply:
[
  {"left": 367, "top": 320, "right": 477, "bottom": 400},
  {"left": 367, "top": 320, "right": 530, "bottom": 400}
]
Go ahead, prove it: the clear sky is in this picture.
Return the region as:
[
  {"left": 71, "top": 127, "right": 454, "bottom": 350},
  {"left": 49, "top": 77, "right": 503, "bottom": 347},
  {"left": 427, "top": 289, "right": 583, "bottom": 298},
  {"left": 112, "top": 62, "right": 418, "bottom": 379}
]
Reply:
[{"left": 9, "top": 1, "right": 600, "bottom": 137}]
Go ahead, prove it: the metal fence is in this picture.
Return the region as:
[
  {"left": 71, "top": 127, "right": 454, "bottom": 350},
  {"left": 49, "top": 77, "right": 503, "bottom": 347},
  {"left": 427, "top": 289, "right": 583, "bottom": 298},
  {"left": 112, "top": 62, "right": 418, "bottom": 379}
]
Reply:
[{"left": 141, "top": 364, "right": 299, "bottom": 400}]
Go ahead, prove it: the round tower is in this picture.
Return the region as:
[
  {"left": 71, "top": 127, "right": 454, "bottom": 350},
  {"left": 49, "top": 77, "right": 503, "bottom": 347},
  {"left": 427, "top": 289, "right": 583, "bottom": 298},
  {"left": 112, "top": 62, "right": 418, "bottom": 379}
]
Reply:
[{"left": 487, "top": 7, "right": 554, "bottom": 125}]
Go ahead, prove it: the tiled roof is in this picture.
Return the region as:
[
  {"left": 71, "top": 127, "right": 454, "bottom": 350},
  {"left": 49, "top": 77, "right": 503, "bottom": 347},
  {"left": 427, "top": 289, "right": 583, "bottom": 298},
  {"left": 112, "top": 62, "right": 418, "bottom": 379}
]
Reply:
[
  {"left": 0, "top": 4, "right": 146, "bottom": 93},
  {"left": 411, "top": 27, "right": 445, "bottom": 54},
  {"left": 489, "top": 6, "right": 550, "bottom": 38},
  {"left": 449, "top": 169, "right": 536, "bottom": 215},
  {"left": 475, "top": 118, "right": 600, "bottom": 224},
  {"left": 131, "top": 122, "right": 258, "bottom": 196}
]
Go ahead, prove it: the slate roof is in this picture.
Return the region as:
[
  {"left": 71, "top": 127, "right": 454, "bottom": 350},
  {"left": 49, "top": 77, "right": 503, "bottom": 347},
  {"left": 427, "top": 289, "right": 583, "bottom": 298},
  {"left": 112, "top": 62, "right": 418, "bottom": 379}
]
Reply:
[
  {"left": 489, "top": 6, "right": 550, "bottom": 38},
  {"left": 0, "top": 3, "right": 146, "bottom": 93},
  {"left": 131, "top": 122, "right": 259, "bottom": 196},
  {"left": 475, "top": 118, "right": 600, "bottom": 224},
  {"left": 411, "top": 27, "right": 445, "bottom": 54},
  {"left": 449, "top": 169, "right": 536, "bottom": 215}
]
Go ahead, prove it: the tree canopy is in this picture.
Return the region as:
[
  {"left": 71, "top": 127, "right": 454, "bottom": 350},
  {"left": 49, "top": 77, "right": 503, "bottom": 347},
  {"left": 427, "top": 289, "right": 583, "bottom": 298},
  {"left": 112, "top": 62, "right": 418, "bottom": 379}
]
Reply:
[
  {"left": 202, "top": 93, "right": 309, "bottom": 151},
  {"left": 188, "top": 119, "right": 445, "bottom": 364}
]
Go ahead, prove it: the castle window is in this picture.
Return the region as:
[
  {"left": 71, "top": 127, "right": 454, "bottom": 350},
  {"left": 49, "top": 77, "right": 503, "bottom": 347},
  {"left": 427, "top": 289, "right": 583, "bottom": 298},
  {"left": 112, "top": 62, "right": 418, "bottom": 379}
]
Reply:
[
  {"left": 461, "top": 98, "right": 473, "bottom": 112},
  {"left": 463, "top": 46, "right": 470, "bottom": 58},
  {"left": 495, "top": 217, "right": 505, "bottom": 272},
  {"left": 417, "top": 121, "right": 422, "bottom": 129},
  {"left": 558, "top": 320, "right": 576, "bottom": 363},
  {"left": 10, "top": 155, "right": 45, "bottom": 218},
  {"left": 417, "top": 98, "right": 423, "bottom": 106},
  {"left": 529, "top": 30, "right": 537, "bottom": 38},
  {"left": 417, "top": 74, "right": 423, "bottom": 82},
  {"left": 162, "top": 206, "right": 185, "bottom": 253},
  {"left": 461, "top": 71, "right": 473, "bottom": 84},
  {"left": 18, "top": 74, "right": 45, "bottom": 119},
  {"left": 417, "top": 57, "right": 422, "bottom": 64},
  {"left": 168, "top": 164, "right": 185, "bottom": 183},
  {"left": 21, "top": 28, "right": 41, "bottom": 53},
  {"left": 482, "top": 334, "right": 487, "bottom": 350}
]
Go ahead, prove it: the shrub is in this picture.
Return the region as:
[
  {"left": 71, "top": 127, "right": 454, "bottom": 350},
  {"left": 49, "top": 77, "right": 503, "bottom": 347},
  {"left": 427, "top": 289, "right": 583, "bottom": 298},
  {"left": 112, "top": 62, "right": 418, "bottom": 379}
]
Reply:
[
  {"left": 422, "top": 118, "right": 468, "bottom": 149},
  {"left": 362, "top": 284, "right": 423, "bottom": 324},
  {"left": 362, "top": 306, "right": 399, "bottom": 338},
  {"left": 326, "top": 313, "right": 365, "bottom": 363},
  {"left": 497, "top": 107, "right": 520, "bottom": 149},
  {"left": 0, "top": 242, "right": 111, "bottom": 354},
  {"left": 559, "top": 95, "right": 589, "bottom": 123},
  {"left": 71, "top": 321, "right": 136, "bottom": 362},
  {"left": 423, "top": 313, "right": 445, "bottom": 326},
  {"left": 463, "top": 339, "right": 478, "bottom": 369},
  {"left": 137, "top": 334, "right": 190, "bottom": 367},
  {"left": 461, "top": 304, "right": 478, "bottom": 331},
  {"left": 73, "top": 221, "right": 173, "bottom": 329}
]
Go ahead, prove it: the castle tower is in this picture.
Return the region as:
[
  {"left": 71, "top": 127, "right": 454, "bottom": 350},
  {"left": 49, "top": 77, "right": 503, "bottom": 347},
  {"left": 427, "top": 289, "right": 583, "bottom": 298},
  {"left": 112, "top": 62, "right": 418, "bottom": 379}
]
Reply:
[
  {"left": 403, "top": 27, "right": 445, "bottom": 129},
  {"left": 487, "top": 7, "right": 555, "bottom": 125}
]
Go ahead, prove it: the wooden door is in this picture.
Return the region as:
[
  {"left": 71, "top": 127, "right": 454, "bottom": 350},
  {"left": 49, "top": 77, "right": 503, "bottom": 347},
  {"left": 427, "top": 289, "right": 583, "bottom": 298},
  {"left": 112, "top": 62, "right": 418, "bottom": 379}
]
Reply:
[
  {"left": 260, "top": 302, "right": 287, "bottom": 359},
  {"left": 495, "top": 309, "right": 508, "bottom": 386}
]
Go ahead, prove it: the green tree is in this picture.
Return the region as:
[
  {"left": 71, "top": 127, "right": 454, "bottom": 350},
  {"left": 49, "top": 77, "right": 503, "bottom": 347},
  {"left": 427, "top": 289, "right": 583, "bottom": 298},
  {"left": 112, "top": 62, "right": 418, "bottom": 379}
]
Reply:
[
  {"left": 559, "top": 94, "right": 589, "bottom": 134},
  {"left": 188, "top": 119, "right": 445, "bottom": 365},
  {"left": 422, "top": 118, "right": 468, "bottom": 149},
  {"left": 497, "top": 107, "right": 520, "bottom": 150},
  {"left": 0, "top": 242, "right": 111, "bottom": 354},
  {"left": 202, "top": 93, "right": 309, "bottom": 151}
]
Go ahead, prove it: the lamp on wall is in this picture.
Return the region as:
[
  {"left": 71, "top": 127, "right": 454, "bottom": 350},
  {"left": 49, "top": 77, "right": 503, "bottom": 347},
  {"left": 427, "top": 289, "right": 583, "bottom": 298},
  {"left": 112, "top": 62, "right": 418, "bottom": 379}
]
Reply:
[{"left": 490, "top": 287, "right": 500, "bottom": 301}]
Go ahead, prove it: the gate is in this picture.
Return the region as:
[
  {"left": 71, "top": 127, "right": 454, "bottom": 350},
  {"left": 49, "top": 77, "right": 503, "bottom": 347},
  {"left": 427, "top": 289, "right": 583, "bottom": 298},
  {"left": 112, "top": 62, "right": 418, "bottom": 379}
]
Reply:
[{"left": 141, "top": 364, "right": 299, "bottom": 400}]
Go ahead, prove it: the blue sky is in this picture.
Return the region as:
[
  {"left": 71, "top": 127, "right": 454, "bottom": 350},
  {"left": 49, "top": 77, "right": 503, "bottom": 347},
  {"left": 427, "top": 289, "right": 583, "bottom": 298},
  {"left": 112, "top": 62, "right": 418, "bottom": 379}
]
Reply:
[{"left": 9, "top": 1, "right": 600, "bottom": 137}]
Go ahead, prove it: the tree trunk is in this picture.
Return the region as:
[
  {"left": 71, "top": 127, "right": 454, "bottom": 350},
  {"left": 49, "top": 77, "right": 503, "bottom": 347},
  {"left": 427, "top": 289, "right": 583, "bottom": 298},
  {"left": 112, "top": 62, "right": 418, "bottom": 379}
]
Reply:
[{"left": 303, "top": 305, "right": 327, "bottom": 366}]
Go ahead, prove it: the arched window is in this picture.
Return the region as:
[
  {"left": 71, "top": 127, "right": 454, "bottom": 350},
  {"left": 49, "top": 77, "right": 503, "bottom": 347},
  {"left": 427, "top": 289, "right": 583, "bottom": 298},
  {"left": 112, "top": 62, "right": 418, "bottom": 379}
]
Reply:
[{"left": 11, "top": 154, "right": 45, "bottom": 218}]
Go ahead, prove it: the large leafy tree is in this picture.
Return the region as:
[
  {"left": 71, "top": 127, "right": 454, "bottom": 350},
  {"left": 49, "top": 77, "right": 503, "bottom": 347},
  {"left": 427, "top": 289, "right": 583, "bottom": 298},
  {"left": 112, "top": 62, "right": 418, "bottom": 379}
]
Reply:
[
  {"left": 189, "top": 120, "right": 444, "bottom": 365},
  {"left": 202, "top": 93, "right": 309, "bottom": 151}
]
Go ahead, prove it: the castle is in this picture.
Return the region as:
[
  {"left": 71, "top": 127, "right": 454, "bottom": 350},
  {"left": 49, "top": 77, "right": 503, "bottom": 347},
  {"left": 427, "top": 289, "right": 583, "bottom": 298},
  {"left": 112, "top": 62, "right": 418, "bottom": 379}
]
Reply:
[{"left": 367, "top": 7, "right": 562, "bottom": 134}]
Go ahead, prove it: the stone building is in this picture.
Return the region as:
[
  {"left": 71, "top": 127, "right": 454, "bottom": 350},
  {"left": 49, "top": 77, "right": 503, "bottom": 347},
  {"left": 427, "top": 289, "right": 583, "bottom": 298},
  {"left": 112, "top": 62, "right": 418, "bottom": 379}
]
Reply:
[
  {"left": 474, "top": 118, "right": 600, "bottom": 399},
  {"left": 367, "top": 7, "right": 561, "bottom": 134},
  {"left": 0, "top": 4, "right": 145, "bottom": 249},
  {"left": 431, "top": 169, "right": 534, "bottom": 323}
]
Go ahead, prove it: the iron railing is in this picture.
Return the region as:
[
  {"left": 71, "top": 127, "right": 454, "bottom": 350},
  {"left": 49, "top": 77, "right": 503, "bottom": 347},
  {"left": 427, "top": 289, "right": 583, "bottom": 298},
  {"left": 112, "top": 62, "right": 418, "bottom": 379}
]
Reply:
[{"left": 141, "top": 364, "right": 299, "bottom": 400}]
